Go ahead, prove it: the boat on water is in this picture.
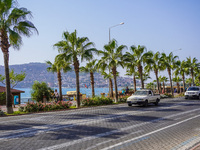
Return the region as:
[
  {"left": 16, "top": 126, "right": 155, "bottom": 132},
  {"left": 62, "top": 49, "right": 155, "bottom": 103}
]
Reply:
[{"left": 63, "top": 91, "right": 86, "bottom": 101}]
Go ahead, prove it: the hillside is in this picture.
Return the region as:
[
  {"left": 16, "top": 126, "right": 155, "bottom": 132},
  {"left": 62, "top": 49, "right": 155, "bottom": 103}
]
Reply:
[{"left": 0, "top": 63, "right": 135, "bottom": 88}]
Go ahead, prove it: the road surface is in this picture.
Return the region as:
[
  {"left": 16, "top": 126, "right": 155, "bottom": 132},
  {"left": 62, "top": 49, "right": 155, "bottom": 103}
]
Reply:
[{"left": 0, "top": 98, "right": 200, "bottom": 150}]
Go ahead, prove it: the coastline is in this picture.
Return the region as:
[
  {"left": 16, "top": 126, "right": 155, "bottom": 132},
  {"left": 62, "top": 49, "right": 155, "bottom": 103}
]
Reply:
[{"left": 18, "top": 87, "right": 123, "bottom": 104}]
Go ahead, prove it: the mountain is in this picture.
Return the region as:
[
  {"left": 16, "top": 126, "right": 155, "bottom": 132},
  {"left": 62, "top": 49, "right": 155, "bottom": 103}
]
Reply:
[{"left": 0, "top": 62, "right": 135, "bottom": 88}]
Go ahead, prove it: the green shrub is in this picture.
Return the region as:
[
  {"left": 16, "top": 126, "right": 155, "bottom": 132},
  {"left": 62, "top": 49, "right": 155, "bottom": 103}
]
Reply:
[
  {"left": 174, "top": 93, "right": 184, "bottom": 98},
  {"left": 163, "top": 93, "right": 173, "bottom": 98},
  {"left": 118, "top": 95, "right": 129, "bottom": 103},
  {"left": 0, "top": 109, "right": 5, "bottom": 116},
  {"left": 23, "top": 101, "right": 72, "bottom": 113},
  {"left": 0, "top": 92, "right": 6, "bottom": 105},
  {"left": 31, "top": 81, "right": 53, "bottom": 102},
  {"left": 18, "top": 106, "right": 25, "bottom": 112},
  {"left": 81, "top": 97, "right": 113, "bottom": 107}
]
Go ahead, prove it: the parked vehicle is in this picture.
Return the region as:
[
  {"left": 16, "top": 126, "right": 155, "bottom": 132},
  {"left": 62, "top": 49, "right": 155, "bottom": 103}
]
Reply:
[
  {"left": 127, "top": 89, "right": 160, "bottom": 107},
  {"left": 185, "top": 86, "right": 200, "bottom": 99}
]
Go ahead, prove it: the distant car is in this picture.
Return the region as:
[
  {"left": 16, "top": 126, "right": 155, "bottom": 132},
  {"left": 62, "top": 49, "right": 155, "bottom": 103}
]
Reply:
[
  {"left": 185, "top": 86, "right": 200, "bottom": 99},
  {"left": 127, "top": 89, "right": 160, "bottom": 107}
]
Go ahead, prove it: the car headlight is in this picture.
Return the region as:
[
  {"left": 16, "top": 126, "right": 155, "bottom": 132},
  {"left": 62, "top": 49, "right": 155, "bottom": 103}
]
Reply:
[{"left": 127, "top": 98, "right": 133, "bottom": 101}]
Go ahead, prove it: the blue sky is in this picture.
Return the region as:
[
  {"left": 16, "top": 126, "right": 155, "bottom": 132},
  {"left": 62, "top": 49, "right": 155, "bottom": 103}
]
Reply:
[{"left": 0, "top": 0, "right": 200, "bottom": 80}]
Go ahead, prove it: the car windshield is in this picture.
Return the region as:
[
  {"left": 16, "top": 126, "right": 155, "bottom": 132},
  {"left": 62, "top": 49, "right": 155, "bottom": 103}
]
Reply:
[
  {"left": 133, "top": 91, "right": 148, "bottom": 95},
  {"left": 187, "top": 87, "right": 199, "bottom": 91}
]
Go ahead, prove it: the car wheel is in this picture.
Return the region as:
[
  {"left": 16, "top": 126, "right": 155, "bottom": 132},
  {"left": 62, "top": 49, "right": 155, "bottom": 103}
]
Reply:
[
  {"left": 185, "top": 96, "right": 188, "bottom": 99},
  {"left": 199, "top": 95, "right": 200, "bottom": 100},
  {"left": 143, "top": 100, "right": 148, "bottom": 107},
  {"left": 128, "top": 103, "right": 132, "bottom": 107},
  {"left": 154, "top": 99, "right": 159, "bottom": 106}
]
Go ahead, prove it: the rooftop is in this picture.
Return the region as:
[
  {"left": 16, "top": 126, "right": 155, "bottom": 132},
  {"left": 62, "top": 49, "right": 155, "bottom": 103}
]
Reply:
[{"left": 0, "top": 86, "right": 25, "bottom": 93}]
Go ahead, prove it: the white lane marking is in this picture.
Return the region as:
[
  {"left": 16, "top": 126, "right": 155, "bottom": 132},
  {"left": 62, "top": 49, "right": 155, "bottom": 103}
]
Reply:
[
  {"left": 37, "top": 108, "right": 200, "bottom": 150},
  {"left": 0, "top": 101, "right": 189, "bottom": 125},
  {"left": 38, "top": 130, "right": 143, "bottom": 150},
  {"left": 1, "top": 106, "right": 200, "bottom": 141},
  {"left": 85, "top": 130, "right": 143, "bottom": 150},
  {"left": 0, "top": 100, "right": 193, "bottom": 124},
  {"left": 100, "top": 114, "right": 200, "bottom": 150}
]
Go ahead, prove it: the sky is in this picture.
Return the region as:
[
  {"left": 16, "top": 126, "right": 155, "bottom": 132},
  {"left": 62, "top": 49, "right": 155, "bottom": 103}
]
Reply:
[{"left": 0, "top": 0, "right": 200, "bottom": 81}]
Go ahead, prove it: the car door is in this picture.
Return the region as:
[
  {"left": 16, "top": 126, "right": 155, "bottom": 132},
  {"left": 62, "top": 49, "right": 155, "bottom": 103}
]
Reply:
[{"left": 148, "top": 91, "right": 153, "bottom": 102}]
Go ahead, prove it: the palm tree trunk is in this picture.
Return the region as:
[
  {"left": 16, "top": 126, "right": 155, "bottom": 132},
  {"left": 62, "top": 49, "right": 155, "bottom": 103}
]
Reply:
[
  {"left": 74, "top": 59, "right": 80, "bottom": 108},
  {"left": 168, "top": 68, "right": 174, "bottom": 96},
  {"left": 1, "top": 30, "right": 13, "bottom": 114},
  {"left": 109, "top": 78, "right": 113, "bottom": 98},
  {"left": 163, "top": 82, "right": 165, "bottom": 93},
  {"left": 133, "top": 75, "right": 137, "bottom": 92},
  {"left": 3, "top": 52, "right": 13, "bottom": 114},
  {"left": 112, "top": 67, "right": 118, "bottom": 103},
  {"left": 160, "top": 82, "right": 162, "bottom": 93},
  {"left": 198, "top": 76, "right": 200, "bottom": 84},
  {"left": 154, "top": 70, "right": 160, "bottom": 93},
  {"left": 138, "top": 65, "right": 144, "bottom": 89},
  {"left": 182, "top": 73, "right": 185, "bottom": 93},
  {"left": 57, "top": 70, "right": 62, "bottom": 101},
  {"left": 191, "top": 69, "right": 194, "bottom": 86},
  {"left": 177, "top": 82, "right": 180, "bottom": 93},
  {"left": 90, "top": 72, "right": 95, "bottom": 97}
]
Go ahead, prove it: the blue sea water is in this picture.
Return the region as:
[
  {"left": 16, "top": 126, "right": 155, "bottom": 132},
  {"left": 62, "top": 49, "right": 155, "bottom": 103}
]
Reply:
[{"left": 18, "top": 87, "right": 123, "bottom": 104}]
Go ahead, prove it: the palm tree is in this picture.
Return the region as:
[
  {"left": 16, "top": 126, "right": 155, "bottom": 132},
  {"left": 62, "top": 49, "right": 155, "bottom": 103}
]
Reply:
[
  {"left": 136, "top": 71, "right": 151, "bottom": 87},
  {"left": 130, "top": 45, "right": 147, "bottom": 89},
  {"left": 157, "top": 76, "right": 162, "bottom": 93},
  {"left": 125, "top": 69, "right": 137, "bottom": 92},
  {"left": 97, "top": 57, "right": 114, "bottom": 98},
  {"left": 46, "top": 58, "right": 71, "bottom": 101},
  {"left": 100, "top": 71, "right": 114, "bottom": 97},
  {"left": 186, "top": 57, "right": 200, "bottom": 86},
  {"left": 173, "top": 60, "right": 188, "bottom": 92},
  {"left": 54, "top": 30, "right": 97, "bottom": 108},
  {"left": 146, "top": 82, "right": 155, "bottom": 89},
  {"left": 186, "top": 78, "right": 192, "bottom": 87},
  {"left": 0, "top": 0, "right": 38, "bottom": 113},
  {"left": 194, "top": 67, "right": 200, "bottom": 85},
  {"left": 172, "top": 76, "right": 182, "bottom": 93},
  {"left": 153, "top": 80, "right": 158, "bottom": 90},
  {"left": 144, "top": 51, "right": 163, "bottom": 93},
  {"left": 160, "top": 52, "right": 179, "bottom": 96},
  {"left": 80, "top": 59, "right": 97, "bottom": 97},
  {"left": 123, "top": 50, "right": 137, "bottom": 92},
  {"left": 142, "top": 71, "right": 151, "bottom": 83},
  {"left": 98, "top": 39, "right": 127, "bottom": 102},
  {"left": 160, "top": 76, "right": 168, "bottom": 93}
]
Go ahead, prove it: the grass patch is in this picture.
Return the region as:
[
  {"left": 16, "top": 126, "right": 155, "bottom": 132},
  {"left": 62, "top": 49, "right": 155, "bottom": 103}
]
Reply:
[
  {"left": 69, "top": 106, "right": 77, "bottom": 109},
  {"left": 174, "top": 93, "right": 184, "bottom": 98},
  {"left": 5, "top": 111, "right": 28, "bottom": 116}
]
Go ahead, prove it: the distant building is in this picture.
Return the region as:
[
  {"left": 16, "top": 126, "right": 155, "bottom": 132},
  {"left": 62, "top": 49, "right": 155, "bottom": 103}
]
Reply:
[{"left": 0, "top": 86, "right": 25, "bottom": 105}]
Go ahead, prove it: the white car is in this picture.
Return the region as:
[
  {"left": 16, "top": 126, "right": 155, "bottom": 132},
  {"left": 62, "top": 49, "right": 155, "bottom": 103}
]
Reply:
[
  {"left": 185, "top": 86, "right": 200, "bottom": 99},
  {"left": 127, "top": 89, "right": 160, "bottom": 107}
]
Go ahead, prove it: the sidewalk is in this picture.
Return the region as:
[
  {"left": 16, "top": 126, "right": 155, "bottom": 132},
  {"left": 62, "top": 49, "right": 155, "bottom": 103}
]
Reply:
[
  {"left": 191, "top": 143, "right": 200, "bottom": 150},
  {"left": 0, "top": 105, "right": 24, "bottom": 112}
]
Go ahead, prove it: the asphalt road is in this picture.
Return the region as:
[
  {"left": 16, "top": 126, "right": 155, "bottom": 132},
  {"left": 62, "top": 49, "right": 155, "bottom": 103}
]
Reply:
[{"left": 0, "top": 98, "right": 200, "bottom": 150}]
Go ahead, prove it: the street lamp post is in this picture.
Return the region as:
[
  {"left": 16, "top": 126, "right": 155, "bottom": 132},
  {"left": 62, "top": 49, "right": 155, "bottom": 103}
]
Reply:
[
  {"left": 172, "top": 48, "right": 182, "bottom": 53},
  {"left": 108, "top": 22, "right": 124, "bottom": 97},
  {"left": 109, "top": 22, "right": 124, "bottom": 42}
]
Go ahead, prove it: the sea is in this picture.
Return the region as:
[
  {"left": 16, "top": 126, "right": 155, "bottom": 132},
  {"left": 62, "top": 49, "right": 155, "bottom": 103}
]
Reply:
[{"left": 18, "top": 87, "right": 123, "bottom": 104}]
